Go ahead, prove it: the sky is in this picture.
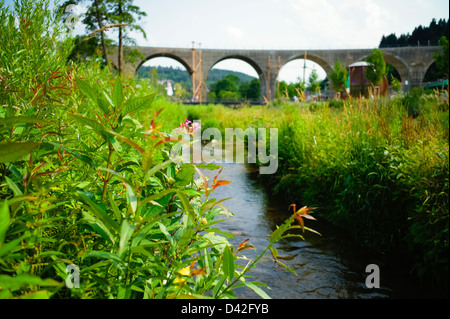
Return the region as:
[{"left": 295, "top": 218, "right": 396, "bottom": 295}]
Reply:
[
  {"left": 131, "top": 0, "right": 449, "bottom": 49},
  {"left": 3, "top": 0, "right": 449, "bottom": 82},
  {"left": 129, "top": 0, "right": 448, "bottom": 82}
]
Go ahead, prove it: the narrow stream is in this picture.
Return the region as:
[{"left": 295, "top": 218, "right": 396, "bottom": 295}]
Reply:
[{"left": 202, "top": 161, "right": 436, "bottom": 299}]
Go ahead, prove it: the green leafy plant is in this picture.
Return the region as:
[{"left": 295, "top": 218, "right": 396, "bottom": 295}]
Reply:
[
  {"left": 329, "top": 58, "right": 348, "bottom": 98},
  {"left": 1, "top": 0, "right": 323, "bottom": 299},
  {"left": 0, "top": 21, "right": 317, "bottom": 299},
  {"left": 184, "top": 90, "right": 449, "bottom": 291},
  {"left": 365, "top": 48, "right": 386, "bottom": 88}
]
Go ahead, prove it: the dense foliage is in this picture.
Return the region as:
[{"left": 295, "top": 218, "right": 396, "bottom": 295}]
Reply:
[
  {"left": 380, "top": 18, "right": 449, "bottom": 83},
  {"left": 365, "top": 49, "right": 386, "bottom": 88},
  {"left": 379, "top": 18, "right": 449, "bottom": 48},
  {"left": 61, "top": 0, "right": 148, "bottom": 76},
  {"left": 0, "top": 0, "right": 309, "bottom": 299},
  {"left": 137, "top": 65, "right": 256, "bottom": 87},
  {"left": 1, "top": 0, "right": 448, "bottom": 300},
  {"left": 136, "top": 66, "right": 260, "bottom": 102},
  {"left": 434, "top": 36, "right": 449, "bottom": 78},
  {"left": 185, "top": 91, "right": 449, "bottom": 294},
  {"left": 208, "top": 74, "right": 261, "bottom": 102},
  {"left": 328, "top": 58, "right": 348, "bottom": 95}
]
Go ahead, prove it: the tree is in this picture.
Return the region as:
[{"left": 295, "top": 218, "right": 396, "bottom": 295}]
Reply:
[
  {"left": 67, "top": 34, "right": 100, "bottom": 62},
  {"left": 209, "top": 74, "right": 260, "bottom": 102},
  {"left": 390, "top": 75, "right": 402, "bottom": 93},
  {"left": 365, "top": 48, "right": 386, "bottom": 88},
  {"left": 239, "top": 81, "right": 250, "bottom": 99},
  {"left": 60, "top": 0, "right": 111, "bottom": 64},
  {"left": 276, "top": 80, "right": 306, "bottom": 99},
  {"left": 225, "top": 74, "right": 240, "bottom": 86},
  {"left": 219, "top": 90, "right": 239, "bottom": 101},
  {"left": 397, "top": 34, "right": 409, "bottom": 47},
  {"left": 174, "top": 83, "right": 188, "bottom": 99},
  {"left": 107, "top": 0, "right": 147, "bottom": 77},
  {"left": 385, "top": 63, "right": 401, "bottom": 84},
  {"left": 379, "top": 18, "right": 449, "bottom": 47},
  {"left": 88, "top": 0, "right": 111, "bottom": 64},
  {"left": 212, "top": 74, "right": 239, "bottom": 97},
  {"left": 329, "top": 58, "right": 348, "bottom": 97},
  {"left": 60, "top": 0, "right": 147, "bottom": 75},
  {"left": 148, "top": 68, "right": 158, "bottom": 88},
  {"left": 434, "top": 36, "right": 449, "bottom": 78},
  {"left": 247, "top": 78, "right": 261, "bottom": 100},
  {"left": 379, "top": 33, "right": 398, "bottom": 48},
  {"left": 306, "top": 69, "right": 321, "bottom": 96}
]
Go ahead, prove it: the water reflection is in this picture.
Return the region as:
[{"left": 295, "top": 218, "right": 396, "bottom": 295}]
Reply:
[{"left": 201, "top": 162, "right": 430, "bottom": 299}]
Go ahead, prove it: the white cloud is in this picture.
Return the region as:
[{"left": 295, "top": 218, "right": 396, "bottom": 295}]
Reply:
[
  {"left": 364, "top": 0, "right": 393, "bottom": 29},
  {"left": 286, "top": 0, "right": 352, "bottom": 47},
  {"left": 283, "top": 17, "right": 295, "bottom": 28},
  {"left": 281, "top": 0, "right": 397, "bottom": 48},
  {"left": 131, "top": 0, "right": 448, "bottom": 49},
  {"left": 225, "top": 26, "right": 246, "bottom": 40}
]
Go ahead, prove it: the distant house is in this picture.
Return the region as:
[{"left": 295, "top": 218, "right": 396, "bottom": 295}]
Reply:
[
  {"left": 347, "top": 61, "right": 371, "bottom": 97},
  {"left": 158, "top": 79, "right": 174, "bottom": 96}
]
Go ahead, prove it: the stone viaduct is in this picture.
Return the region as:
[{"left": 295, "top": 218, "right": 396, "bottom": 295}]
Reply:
[{"left": 109, "top": 46, "right": 440, "bottom": 101}]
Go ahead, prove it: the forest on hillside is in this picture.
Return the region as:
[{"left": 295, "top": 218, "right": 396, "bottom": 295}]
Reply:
[
  {"left": 137, "top": 66, "right": 255, "bottom": 86},
  {"left": 379, "top": 18, "right": 448, "bottom": 82},
  {"left": 379, "top": 18, "right": 449, "bottom": 48},
  {"left": 136, "top": 65, "right": 259, "bottom": 101}
]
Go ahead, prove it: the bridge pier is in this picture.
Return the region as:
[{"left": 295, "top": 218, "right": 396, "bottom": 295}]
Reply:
[{"left": 408, "top": 63, "right": 428, "bottom": 89}]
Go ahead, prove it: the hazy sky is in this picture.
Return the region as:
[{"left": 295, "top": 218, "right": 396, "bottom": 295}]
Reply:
[
  {"left": 134, "top": 0, "right": 448, "bottom": 49},
  {"left": 3, "top": 0, "right": 449, "bottom": 82}
]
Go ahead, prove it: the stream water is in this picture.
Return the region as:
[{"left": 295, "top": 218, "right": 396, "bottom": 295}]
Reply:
[{"left": 202, "top": 161, "right": 438, "bottom": 299}]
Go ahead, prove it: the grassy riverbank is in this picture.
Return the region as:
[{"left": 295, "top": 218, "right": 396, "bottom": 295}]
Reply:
[
  {"left": 183, "top": 93, "right": 449, "bottom": 293},
  {"left": 2, "top": 1, "right": 312, "bottom": 299},
  {"left": 1, "top": 0, "right": 447, "bottom": 299}
]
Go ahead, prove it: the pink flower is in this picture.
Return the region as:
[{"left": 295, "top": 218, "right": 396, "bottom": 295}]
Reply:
[
  {"left": 177, "top": 119, "right": 200, "bottom": 135},
  {"left": 192, "top": 122, "right": 201, "bottom": 133},
  {"left": 183, "top": 119, "right": 192, "bottom": 127}
]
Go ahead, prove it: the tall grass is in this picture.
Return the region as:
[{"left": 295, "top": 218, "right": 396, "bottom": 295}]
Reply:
[
  {"left": 185, "top": 92, "right": 449, "bottom": 291},
  {"left": 1, "top": 1, "right": 314, "bottom": 299}
]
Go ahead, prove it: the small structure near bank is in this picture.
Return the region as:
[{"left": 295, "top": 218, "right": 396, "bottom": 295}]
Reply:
[
  {"left": 347, "top": 61, "right": 371, "bottom": 97},
  {"left": 346, "top": 61, "right": 390, "bottom": 98}
]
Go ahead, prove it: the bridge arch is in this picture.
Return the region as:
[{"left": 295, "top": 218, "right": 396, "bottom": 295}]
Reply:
[
  {"left": 382, "top": 54, "right": 409, "bottom": 83},
  {"left": 205, "top": 55, "right": 266, "bottom": 100},
  {"left": 281, "top": 53, "right": 333, "bottom": 79},
  {"left": 423, "top": 60, "right": 442, "bottom": 83},
  {"left": 135, "top": 53, "right": 193, "bottom": 75},
  {"left": 114, "top": 46, "right": 440, "bottom": 95}
]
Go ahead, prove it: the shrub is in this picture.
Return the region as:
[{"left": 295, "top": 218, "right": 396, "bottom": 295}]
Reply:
[
  {"left": 190, "top": 92, "right": 449, "bottom": 289},
  {"left": 1, "top": 1, "right": 315, "bottom": 299}
]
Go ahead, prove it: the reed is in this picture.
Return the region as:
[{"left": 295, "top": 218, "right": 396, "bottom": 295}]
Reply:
[
  {"left": 2, "top": 1, "right": 319, "bottom": 299},
  {"left": 184, "top": 91, "right": 449, "bottom": 288}
]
